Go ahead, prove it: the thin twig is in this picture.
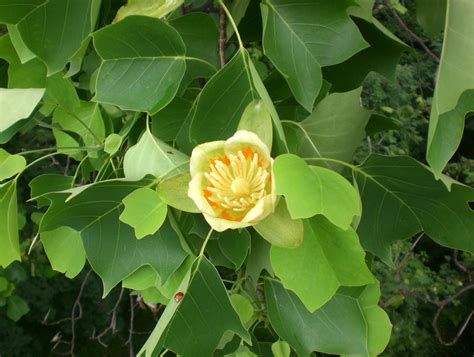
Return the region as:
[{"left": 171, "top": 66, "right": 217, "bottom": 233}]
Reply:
[
  {"left": 219, "top": 6, "right": 226, "bottom": 68},
  {"left": 384, "top": 0, "right": 440, "bottom": 63},
  {"left": 126, "top": 294, "right": 135, "bottom": 357},
  {"left": 47, "top": 270, "right": 92, "bottom": 356},
  {"left": 91, "top": 288, "right": 125, "bottom": 347},
  {"left": 432, "top": 283, "right": 474, "bottom": 346}
]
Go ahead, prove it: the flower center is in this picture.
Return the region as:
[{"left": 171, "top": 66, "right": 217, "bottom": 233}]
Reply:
[
  {"left": 231, "top": 177, "right": 250, "bottom": 196},
  {"left": 203, "top": 147, "right": 270, "bottom": 220}
]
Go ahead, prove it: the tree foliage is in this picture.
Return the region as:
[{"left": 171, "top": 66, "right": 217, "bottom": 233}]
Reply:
[{"left": 0, "top": 0, "right": 472, "bottom": 355}]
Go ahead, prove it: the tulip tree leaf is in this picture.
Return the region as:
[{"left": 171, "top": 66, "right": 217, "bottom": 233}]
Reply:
[
  {"left": 273, "top": 154, "right": 360, "bottom": 229},
  {"left": 0, "top": 0, "right": 47, "bottom": 24},
  {"left": 427, "top": 0, "right": 474, "bottom": 177},
  {"left": 271, "top": 216, "right": 373, "bottom": 312},
  {"left": 353, "top": 155, "right": 474, "bottom": 263},
  {"left": 427, "top": 89, "right": 474, "bottom": 177},
  {"left": 92, "top": 16, "right": 186, "bottom": 114},
  {"left": 0, "top": 88, "right": 45, "bottom": 132},
  {"left": 169, "top": 13, "right": 219, "bottom": 82},
  {"left": 114, "top": 0, "right": 183, "bottom": 22},
  {"left": 139, "top": 257, "right": 251, "bottom": 357},
  {"left": 254, "top": 199, "right": 303, "bottom": 248},
  {"left": 0, "top": 149, "right": 26, "bottom": 181},
  {"left": 217, "top": 229, "right": 251, "bottom": 270},
  {"left": 15, "top": 0, "right": 100, "bottom": 75},
  {"left": 287, "top": 88, "right": 371, "bottom": 170},
  {"left": 6, "top": 295, "right": 29, "bottom": 322},
  {"left": 157, "top": 173, "right": 200, "bottom": 213},
  {"left": 152, "top": 97, "right": 192, "bottom": 142},
  {"left": 41, "top": 226, "right": 86, "bottom": 278},
  {"left": 29, "top": 174, "right": 75, "bottom": 208},
  {"left": 120, "top": 187, "right": 168, "bottom": 239},
  {"left": 39, "top": 179, "right": 188, "bottom": 296},
  {"left": 124, "top": 128, "right": 189, "bottom": 180},
  {"left": 261, "top": 0, "right": 368, "bottom": 111},
  {"left": 416, "top": 0, "right": 447, "bottom": 38},
  {"left": 266, "top": 280, "right": 391, "bottom": 357},
  {"left": 184, "top": 49, "right": 258, "bottom": 149},
  {"left": 0, "top": 181, "right": 20, "bottom": 268}
]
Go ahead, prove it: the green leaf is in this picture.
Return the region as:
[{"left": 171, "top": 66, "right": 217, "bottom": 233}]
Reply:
[
  {"left": 230, "top": 294, "right": 254, "bottom": 325},
  {"left": 157, "top": 173, "right": 200, "bottom": 213},
  {"left": 271, "top": 341, "right": 291, "bottom": 357},
  {"left": 120, "top": 188, "right": 168, "bottom": 239},
  {"left": 0, "top": 34, "right": 46, "bottom": 89},
  {"left": 0, "top": 181, "right": 20, "bottom": 267},
  {"left": 45, "top": 72, "right": 80, "bottom": 110},
  {"left": 0, "top": 148, "right": 26, "bottom": 181},
  {"left": 238, "top": 99, "right": 273, "bottom": 151},
  {"left": 41, "top": 226, "right": 86, "bottom": 278},
  {"left": 353, "top": 155, "right": 474, "bottom": 263},
  {"left": 0, "top": 88, "right": 44, "bottom": 132},
  {"left": 271, "top": 216, "right": 373, "bottom": 312},
  {"left": 427, "top": 89, "right": 474, "bottom": 177},
  {"left": 52, "top": 101, "right": 105, "bottom": 159},
  {"left": 245, "top": 232, "right": 274, "bottom": 289},
  {"left": 170, "top": 13, "right": 219, "bottom": 82},
  {"left": 92, "top": 15, "right": 186, "bottom": 114},
  {"left": 0, "top": 0, "right": 47, "bottom": 24},
  {"left": 6, "top": 295, "right": 29, "bottom": 322},
  {"left": 365, "top": 113, "right": 400, "bottom": 136},
  {"left": 152, "top": 97, "right": 192, "bottom": 142},
  {"left": 15, "top": 0, "right": 100, "bottom": 75},
  {"left": 273, "top": 154, "right": 360, "bottom": 229},
  {"left": 266, "top": 280, "right": 391, "bottom": 356},
  {"left": 139, "top": 257, "right": 250, "bottom": 357},
  {"left": 254, "top": 199, "right": 303, "bottom": 248},
  {"left": 104, "top": 133, "right": 122, "bottom": 155},
  {"left": 216, "top": 229, "right": 251, "bottom": 269},
  {"left": 323, "top": 15, "right": 408, "bottom": 92},
  {"left": 114, "top": 0, "right": 183, "bottom": 22},
  {"left": 261, "top": 0, "right": 368, "bottom": 111},
  {"left": 40, "top": 179, "right": 188, "bottom": 296},
  {"left": 226, "top": 0, "right": 251, "bottom": 40},
  {"left": 183, "top": 48, "right": 257, "bottom": 149},
  {"left": 29, "top": 174, "right": 74, "bottom": 208},
  {"left": 124, "top": 127, "right": 189, "bottom": 180},
  {"left": 427, "top": 0, "right": 474, "bottom": 177},
  {"left": 287, "top": 88, "right": 372, "bottom": 170},
  {"left": 416, "top": 0, "right": 447, "bottom": 38},
  {"left": 226, "top": 346, "right": 257, "bottom": 357}
]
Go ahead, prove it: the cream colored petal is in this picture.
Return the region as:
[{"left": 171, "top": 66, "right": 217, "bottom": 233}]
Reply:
[
  {"left": 243, "top": 194, "right": 275, "bottom": 223},
  {"left": 203, "top": 213, "right": 252, "bottom": 232},
  {"left": 224, "top": 130, "right": 271, "bottom": 168},
  {"left": 188, "top": 173, "right": 216, "bottom": 216},
  {"left": 190, "top": 141, "right": 225, "bottom": 177}
]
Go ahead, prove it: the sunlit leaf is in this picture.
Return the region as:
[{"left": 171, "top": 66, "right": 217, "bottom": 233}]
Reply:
[
  {"left": 273, "top": 154, "right": 360, "bottom": 229},
  {"left": 41, "top": 226, "right": 86, "bottom": 278},
  {"left": 271, "top": 216, "right": 373, "bottom": 312},
  {"left": 0, "top": 148, "right": 25, "bottom": 181},
  {"left": 120, "top": 187, "right": 168, "bottom": 239},
  {"left": 0, "top": 88, "right": 44, "bottom": 133},
  {"left": 0, "top": 181, "right": 20, "bottom": 267}
]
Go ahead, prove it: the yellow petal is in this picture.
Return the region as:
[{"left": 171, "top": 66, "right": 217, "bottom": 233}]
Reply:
[{"left": 189, "top": 141, "right": 225, "bottom": 177}]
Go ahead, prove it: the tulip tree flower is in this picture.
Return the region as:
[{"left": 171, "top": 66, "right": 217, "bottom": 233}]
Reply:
[{"left": 188, "top": 130, "right": 276, "bottom": 232}]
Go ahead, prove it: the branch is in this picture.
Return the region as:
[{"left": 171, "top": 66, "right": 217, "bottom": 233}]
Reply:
[
  {"left": 219, "top": 7, "right": 226, "bottom": 68},
  {"left": 384, "top": 0, "right": 440, "bottom": 63},
  {"left": 125, "top": 294, "right": 136, "bottom": 357},
  {"left": 44, "top": 270, "right": 92, "bottom": 356},
  {"left": 91, "top": 288, "right": 125, "bottom": 347}
]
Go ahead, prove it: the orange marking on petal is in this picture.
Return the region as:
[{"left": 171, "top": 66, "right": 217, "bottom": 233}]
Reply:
[
  {"left": 219, "top": 210, "right": 243, "bottom": 222},
  {"left": 242, "top": 146, "right": 253, "bottom": 159}
]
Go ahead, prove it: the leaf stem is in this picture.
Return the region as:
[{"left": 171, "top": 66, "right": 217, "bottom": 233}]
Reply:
[
  {"left": 19, "top": 146, "right": 103, "bottom": 155},
  {"left": 218, "top": 0, "right": 243, "bottom": 49},
  {"left": 199, "top": 228, "right": 214, "bottom": 257}
]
